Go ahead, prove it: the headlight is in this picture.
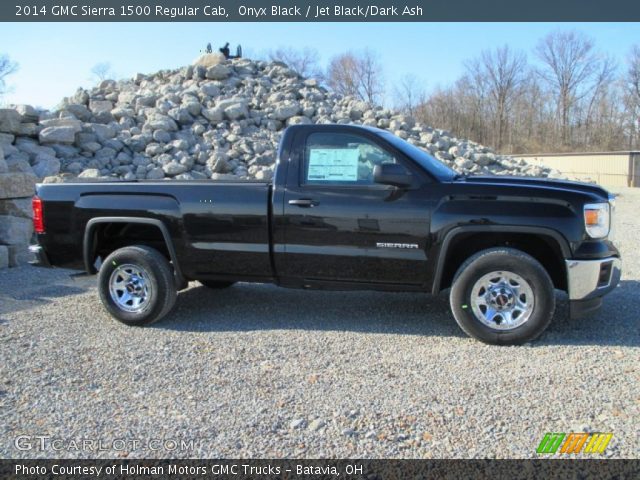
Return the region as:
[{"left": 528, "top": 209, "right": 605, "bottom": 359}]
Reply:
[{"left": 584, "top": 203, "right": 610, "bottom": 239}]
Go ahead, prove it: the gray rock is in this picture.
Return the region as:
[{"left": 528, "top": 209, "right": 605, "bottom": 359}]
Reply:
[
  {"left": 40, "top": 117, "right": 83, "bottom": 132},
  {"left": 146, "top": 167, "right": 165, "bottom": 180},
  {"left": 162, "top": 160, "right": 187, "bottom": 176},
  {"left": 255, "top": 169, "right": 273, "bottom": 181},
  {"left": 39, "top": 126, "right": 77, "bottom": 144},
  {"left": 207, "top": 152, "right": 230, "bottom": 173},
  {"left": 308, "top": 419, "right": 326, "bottom": 432},
  {"left": 5, "top": 156, "right": 34, "bottom": 175},
  {"left": 65, "top": 104, "right": 92, "bottom": 121},
  {"left": 153, "top": 130, "right": 172, "bottom": 143},
  {"left": 0, "top": 245, "right": 8, "bottom": 269},
  {"left": 0, "top": 173, "right": 36, "bottom": 199},
  {"left": 202, "top": 107, "right": 224, "bottom": 123},
  {"left": 287, "top": 116, "right": 312, "bottom": 126},
  {"left": 0, "top": 109, "right": 22, "bottom": 134},
  {"left": 0, "top": 215, "right": 32, "bottom": 245},
  {"left": 0, "top": 133, "right": 15, "bottom": 145},
  {"left": 145, "top": 115, "right": 178, "bottom": 132},
  {"left": 206, "top": 64, "right": 232, "bottom": 80},
  {"left": 223, "top": 103, "right": 248, "bottom": 121},
  {"left": 89, "top": 100, "right": 114, "bottom": 114},
  {"left": 78, "top": 168, "right": 101, "bottom": 178},
  {"left": 32, "top": 154, "right": 61, "bottom": 178},
  {"left": 201, "top": 83, "right": 221, "bottom": 97},
  {"left": 168, "top": 107, "right": 193, "bottom": 125},
  {"left": 15, "top": 105, "right": 39, "bottom": 123},
  {"left": 91, "top": 124, "right": 117, "bottom": 142},
  {"left": 51, "top": 144, "right": 79, "bottom": 159},
  {"left": 65, "top": 161, "right": 84, "bottom": 174},
  {"left": 290, "top": 418, "right": 306, "bottom": 429},
  {"left": 474, "top": 153, "right": 493, "bottom": 166},
  {"left": 210, "top": 173, "right": 238, "bottom": 180},
  {"left": 273, "top": 102, "right": 301, "bottom": 121},
  {"left": 81, "top": 142, "right": 102, "bottom": 153}
]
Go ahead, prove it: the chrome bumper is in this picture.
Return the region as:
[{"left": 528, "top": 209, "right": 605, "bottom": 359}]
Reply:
[
  {"left": 565, "top": 257, "right": 621, "bottom": 300},
  {"left": 28, "top": 244, "right": 51, "bottom": 268}
]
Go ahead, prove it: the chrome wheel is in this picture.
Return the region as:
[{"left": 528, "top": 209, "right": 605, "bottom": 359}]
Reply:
[
  {"left": 108, "top": 264, "right": 152, "bottom": 313},
  {"left": 470, "top": 271, "right": 534, "bottom": 330}
]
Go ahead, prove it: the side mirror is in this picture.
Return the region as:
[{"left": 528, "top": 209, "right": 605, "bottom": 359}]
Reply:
[{"left": 373, "top": 163, "right": 412, "bottom": 188}]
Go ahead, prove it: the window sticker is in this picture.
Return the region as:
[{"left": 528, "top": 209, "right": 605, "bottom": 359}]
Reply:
[{"left": 307, "top": 148, "right": 359, "bottom": 182}]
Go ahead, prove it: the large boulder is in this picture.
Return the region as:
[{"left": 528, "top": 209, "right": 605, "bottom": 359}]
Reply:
[
  {"left": 39, "top": 126, "right": 77, "bottom": 144},
  {"left": 0, "top": 173, "right": 36, "bottom": 199},
  {"left": 206, "top": 64, "right": 232, "bottom": 80},
  {"left": 32, "top": 154, "right": 61, "bottom": 178},
  {"left": 0, "top": 109, "right": 22, "bottom": 134},
  {"left": 273, "top": 102, "right": 301, "bottom": 121},
  {"left": 0, "top": 245, "right": 8, "bottom": 268},
  {"left": 0, "top": 215, "right": 32, "bottom": 245},
  {"left": 193, "top": 53, "right": 226, "bottom": 68}
]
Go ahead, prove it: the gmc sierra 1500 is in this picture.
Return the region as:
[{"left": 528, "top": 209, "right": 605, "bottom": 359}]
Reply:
[{"left": 30, "top": 124, "right": 621, "bottom": 344}]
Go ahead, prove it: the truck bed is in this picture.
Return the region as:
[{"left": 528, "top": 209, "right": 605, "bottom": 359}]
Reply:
[{"left": 36, "top": 180, "right": 274, "bottom": 280}]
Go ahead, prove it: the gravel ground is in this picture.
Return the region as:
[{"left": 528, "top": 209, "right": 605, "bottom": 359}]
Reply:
[{"left": 0, "top": 189, "right": 638, "bottom": 459}]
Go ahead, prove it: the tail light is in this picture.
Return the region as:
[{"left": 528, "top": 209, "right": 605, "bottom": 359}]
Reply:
[{"left": 32, "top": 196, "right": 45, "bottom": 234}]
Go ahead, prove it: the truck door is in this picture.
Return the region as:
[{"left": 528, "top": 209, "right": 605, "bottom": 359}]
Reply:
[{"left": 277, "top": 129, "right": 432, "bottom": 286}]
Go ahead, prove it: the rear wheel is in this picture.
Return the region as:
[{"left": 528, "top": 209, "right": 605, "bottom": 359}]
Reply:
[
  {"left": 98, "top": 245, "right": 177, "bottom": 326},
  {"left": 199, "top": 280, "right": 235, "bottom": 289},
  {"left": 449, "top": 247, "right": 555, "bottom": 345}
]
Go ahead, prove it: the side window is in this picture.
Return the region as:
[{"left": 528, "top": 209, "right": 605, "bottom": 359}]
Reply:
[{"left": 303, "top": 132, "right": 397, "bottom": 185}]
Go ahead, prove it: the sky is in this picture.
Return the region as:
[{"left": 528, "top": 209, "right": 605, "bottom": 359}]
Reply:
[{"left": 1, "top": 22, "right": 638, "bottom": 109}]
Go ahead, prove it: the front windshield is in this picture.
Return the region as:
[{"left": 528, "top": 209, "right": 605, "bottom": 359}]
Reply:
[{"left": 380, "top": 131, "right": 457, "bottom": 181}]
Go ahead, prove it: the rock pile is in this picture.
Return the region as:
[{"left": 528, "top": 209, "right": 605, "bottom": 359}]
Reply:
[{"left": 0, "top": 55, "right": 560, "bottom": 187}]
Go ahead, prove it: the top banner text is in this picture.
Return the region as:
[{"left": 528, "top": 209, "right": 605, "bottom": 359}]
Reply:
[{"left": 3, "top": 0, "right": 640, "bottom": 22}]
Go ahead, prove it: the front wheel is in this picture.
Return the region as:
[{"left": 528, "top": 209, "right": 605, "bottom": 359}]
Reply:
[
  {"left": 98, "top": 245, "right": 177, "bottom": 326},
  {"left": 449, "top": 247, "right": 555, "bottom": 345}
]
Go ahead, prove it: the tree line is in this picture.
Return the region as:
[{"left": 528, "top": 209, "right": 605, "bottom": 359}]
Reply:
[{"left": 270, "top": 31, "right": 640, "bottom": 154}]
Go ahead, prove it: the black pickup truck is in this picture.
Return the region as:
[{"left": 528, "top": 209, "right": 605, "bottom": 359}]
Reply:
[{"left": 30, "top": 124, "right": 621, "bottom": 344}]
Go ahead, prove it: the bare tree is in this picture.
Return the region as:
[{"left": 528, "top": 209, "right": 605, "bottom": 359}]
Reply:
[
  {"left": 0, "top": 54, "right": 18, "bottom": 96},
  {"left": 581, "top": 55, "right": 617, "bottom": 146},
  {"left": 326, "top": 49, "right": 384, "bottom": 104},
  {"left": 624, "top": 45, "right": 640, "bottom": 148},
  {"left": 535, "top": 31, "right": 602, "bottom": 146},
  {"left": 393, "top": 74, "right": 426, "bottom": 117},
  {"left": 465, "top": 46, "right": 528, "bottom": 150},
  {"left": 90, "top": 62, "right": 114, "bottom": 83},
  {"left": 268, "top": 47, "right": 322, "bottom": 79}
]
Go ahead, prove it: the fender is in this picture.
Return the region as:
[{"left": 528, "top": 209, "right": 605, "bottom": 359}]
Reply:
[
  {"left": 83, "top": 216, "right": 185, "bottom": 286},
  {"left": 430, "top": 225, "right": 571, "bottom": 294}
]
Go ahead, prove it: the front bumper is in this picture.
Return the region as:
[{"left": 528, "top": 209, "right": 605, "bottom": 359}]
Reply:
[
  {"left": 28, "top": 244, "right": 51, "bottom": 268},
  {"left": 566, "top": 256, "right": 621, "bottom": 318}
]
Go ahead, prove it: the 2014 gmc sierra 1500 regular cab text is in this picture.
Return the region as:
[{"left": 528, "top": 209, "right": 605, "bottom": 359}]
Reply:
[{"left": 29, "top": 125, "right": 621, "bottom": 344}]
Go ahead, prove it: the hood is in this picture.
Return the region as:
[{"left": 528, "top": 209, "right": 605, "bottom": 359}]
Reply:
[{"left": 459, "top": 175, "right": 610, "bottom": 200}]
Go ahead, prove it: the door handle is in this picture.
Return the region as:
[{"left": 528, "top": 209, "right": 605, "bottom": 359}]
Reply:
[{"left": 288, "top": 198, "right": 319, "bottom": 207}]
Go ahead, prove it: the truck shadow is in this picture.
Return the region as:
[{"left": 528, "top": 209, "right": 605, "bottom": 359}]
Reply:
[
  {"left": 0, "top": 267, "right": 90, "bottom": 321},
  {"left": 157, "top": 280, "right": 639, "bottom": 347}
]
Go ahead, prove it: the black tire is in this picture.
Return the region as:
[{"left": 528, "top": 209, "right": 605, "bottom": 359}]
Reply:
[
  {"left": 98, "top": 245, "right": 177, "bottom": 326},
  {"left": 199, "top": 280, "right": 235, "bottom": 289},
  {"left": 449, "top": 247, "right": 555, "bottom": 345}
]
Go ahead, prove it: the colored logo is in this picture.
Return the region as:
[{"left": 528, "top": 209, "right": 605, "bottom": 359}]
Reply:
[{"left": 537, "top": 432, "right": 613, "bottom": 454}]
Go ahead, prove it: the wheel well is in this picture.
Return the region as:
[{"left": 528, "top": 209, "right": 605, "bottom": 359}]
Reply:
[
  {"left": 438, "top": 232, "right": 567, "bottom": 291},
  {"left": 88, "top": 222, "right": 171, "bottom": 268}
]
